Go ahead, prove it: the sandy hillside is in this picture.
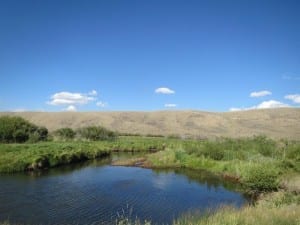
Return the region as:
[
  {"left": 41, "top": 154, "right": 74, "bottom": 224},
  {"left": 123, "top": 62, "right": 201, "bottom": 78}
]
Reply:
[{"left": 1, "top": 108, "right": 300, "bottom": 140}]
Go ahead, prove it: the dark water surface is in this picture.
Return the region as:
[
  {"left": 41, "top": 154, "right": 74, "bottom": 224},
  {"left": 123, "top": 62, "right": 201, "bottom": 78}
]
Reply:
[{"left": 0, "top": 156, "right": 248, "bottom": 225}]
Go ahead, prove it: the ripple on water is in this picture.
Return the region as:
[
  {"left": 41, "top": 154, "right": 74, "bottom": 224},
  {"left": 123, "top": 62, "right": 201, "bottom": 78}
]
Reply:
[{"left": 0, "top": 162, "right": 248, "bottom": 225}]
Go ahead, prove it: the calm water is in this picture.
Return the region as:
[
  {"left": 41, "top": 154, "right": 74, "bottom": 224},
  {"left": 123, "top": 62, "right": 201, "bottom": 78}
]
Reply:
[{"left": 0, "top": 156, "right": 248, "bottom": 225}]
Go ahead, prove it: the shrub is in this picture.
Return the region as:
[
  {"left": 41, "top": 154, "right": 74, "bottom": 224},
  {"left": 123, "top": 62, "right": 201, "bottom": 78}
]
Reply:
[
  {"left": 243, "top": 164, "right": 279, "bottom": 192},
  {"left": 202, "top": 142, "right": 225, "bottom": 160},
  {"left": 253, "top": 135, "right": 276, "bottom": 157},
  {"left": 0, "top": 116, "right": 48, "bottom": 143},
  {"left": 53, "top": 128, "right": 76, "bottom": 141},
  {"left": 78, "top": 126, "right": 117, "bottom": 141}
]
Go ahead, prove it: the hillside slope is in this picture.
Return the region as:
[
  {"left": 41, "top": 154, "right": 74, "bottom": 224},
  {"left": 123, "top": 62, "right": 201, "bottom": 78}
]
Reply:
[{"left": 1, "top": 108, "right": 300, "bottom": 139}]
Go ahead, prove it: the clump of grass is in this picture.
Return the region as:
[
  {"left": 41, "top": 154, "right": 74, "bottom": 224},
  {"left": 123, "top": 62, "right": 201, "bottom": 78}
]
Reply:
[
  {"left": 115, "top": 205, "right": 151, "bottom": 225},
  {"left": 174, "top": 204, "right": 300, "bottom": 225}
]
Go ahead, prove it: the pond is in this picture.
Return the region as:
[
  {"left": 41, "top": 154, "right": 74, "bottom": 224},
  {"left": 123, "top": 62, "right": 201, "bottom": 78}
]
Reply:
[{"left": 0, "top": 155, "right": 249, "bottom": 225}]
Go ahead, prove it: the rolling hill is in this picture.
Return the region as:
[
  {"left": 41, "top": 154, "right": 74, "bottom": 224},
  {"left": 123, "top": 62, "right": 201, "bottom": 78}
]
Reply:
[{"left": 1, "top": 108, "right": 300, "bottom": 140}]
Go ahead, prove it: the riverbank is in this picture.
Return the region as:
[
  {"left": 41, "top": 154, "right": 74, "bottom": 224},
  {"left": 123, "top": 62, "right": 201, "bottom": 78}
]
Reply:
[
  {"left": 109, "top": 136, "right": 300, "bottom": 193},
  {"left": 174, "top": 192, "right": 300, "bottom": 225},
  {"left": 0, "top": 136, "right": 299, "bottom": 225},
  {"left": 0, "top": 136, "right": 167, "bottom": 173},
  {"left": 111, "top": 136, "right": 300, "bottom": 224},
  {"left": 1, "top": 136, "right": 299, "bottom": 192}
]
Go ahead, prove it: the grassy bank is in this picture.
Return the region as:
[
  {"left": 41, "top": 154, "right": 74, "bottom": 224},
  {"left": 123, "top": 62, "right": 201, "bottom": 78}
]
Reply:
[
  {"left": 0, "top": 136, "right": 167, "bottom": 173},
  {"left": 1, "top": 135, "right": 299, "bottom": 192},
  {"left": 146, "top": 136, "right": 300, "bottom": 193},
  {"left": 173, "top": 190, "right": 300, "bottom": 225}
]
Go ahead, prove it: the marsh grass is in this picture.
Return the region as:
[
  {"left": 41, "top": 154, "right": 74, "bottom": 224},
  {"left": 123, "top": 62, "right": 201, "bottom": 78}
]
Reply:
[
  {"left": 147, "top": 136, "right": 300, "bottom": 193},
  {"left": 174, "top": 204, "right": 300, "bottom": 225},
  {"left": 0, "top": 136, "right": 168, "bottom": 173}
]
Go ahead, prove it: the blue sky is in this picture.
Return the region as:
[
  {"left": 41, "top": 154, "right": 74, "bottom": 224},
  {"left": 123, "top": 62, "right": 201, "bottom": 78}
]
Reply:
[{"left": 0, "top": 0, "right": 299, "bottom": 112}]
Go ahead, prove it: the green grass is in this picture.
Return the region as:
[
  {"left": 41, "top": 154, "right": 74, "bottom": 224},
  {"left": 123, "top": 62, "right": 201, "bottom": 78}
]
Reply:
[
  {"left": 174, "top": 205, "right": 300, "bottom": 225},
  {"left": 147, "top": 136, "right": 300, "bottom": 193},
  {"left": 0, "top": 136, "right": 168, "bottom": 173},
  {"left": 174, "top": 191, "right": 300, "bottom": 225}
]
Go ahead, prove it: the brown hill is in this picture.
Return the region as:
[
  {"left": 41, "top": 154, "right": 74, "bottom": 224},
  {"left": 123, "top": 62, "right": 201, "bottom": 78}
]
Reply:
[{"left": 1, "top": 108, "right": 300, "bottom": 140}]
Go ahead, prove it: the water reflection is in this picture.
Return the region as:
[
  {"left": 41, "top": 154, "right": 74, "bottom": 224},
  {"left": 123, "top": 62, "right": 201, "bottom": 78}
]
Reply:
[{"left": 0, "top": 154, "right": 249, "bottom": 225}]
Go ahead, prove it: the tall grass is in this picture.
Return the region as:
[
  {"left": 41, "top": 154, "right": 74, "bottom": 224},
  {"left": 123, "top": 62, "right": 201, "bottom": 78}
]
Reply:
[
  {"left": 0, "top": 136, "right": 168, "bottom": 173},
  {"left": 174, "top": 204, "right": 300, "bottom": 225},
  {"left": 147, "top": 136, "right": 300, "bottom": 193}
]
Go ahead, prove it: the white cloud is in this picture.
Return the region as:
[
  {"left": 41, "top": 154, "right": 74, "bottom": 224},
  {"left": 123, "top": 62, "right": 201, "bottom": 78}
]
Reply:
[
  {"left": 229, "top": 107, "right": 242, "bottom": 112},
  {"left": 256, "top": 100, "right": 289, "bottom": 109},
  {"left": 64, "top": 105, "right": 77, "bottom": 112},
  {"left": 11, "top": 108, "right": 27, "bottom": 112},
  {"left": 285, "top": 94, "right": 300, "bottom": 104},
  {"left": 47, "top": 91, "right": 97, "bottom": 106},
  {"left": 164, "top": 103, "right": 177, "bottom": 108},
  {"left": 155, "top": 87, "right": 175, "bottom": 94},
  {"left": 229, "top": 100, "right": 290, "bottom": 111},
  {"left": 89, "top": 90, "right": 97, "bottom": 96},
  {"left": 250, "top": 90, "right": 272, "bottom": 98},
  {"left": 96, "top": 101, "right": 107, "bottom": 107}
]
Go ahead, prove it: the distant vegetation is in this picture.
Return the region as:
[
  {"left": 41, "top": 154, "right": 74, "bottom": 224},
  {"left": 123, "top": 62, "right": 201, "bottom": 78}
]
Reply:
[
  {"left": 53, "top": 127, "right": 76, "bottom": 141},
  {"left": 0, "top": 116, "right": 119, "bottom": 143},
  {"left": 0, "top": 116, "right": 48, "bottom": 143},
  {"left": 53, "top": 126, "right": 118, "bottom": 141},
  {"left": 77, "top": 126, "right": 117, "bottom": 141}
]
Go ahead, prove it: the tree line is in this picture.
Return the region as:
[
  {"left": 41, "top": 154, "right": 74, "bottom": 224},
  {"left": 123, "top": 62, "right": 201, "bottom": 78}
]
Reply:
[{"left": 0, "top": 116, "right": 117, "bottom": 143}]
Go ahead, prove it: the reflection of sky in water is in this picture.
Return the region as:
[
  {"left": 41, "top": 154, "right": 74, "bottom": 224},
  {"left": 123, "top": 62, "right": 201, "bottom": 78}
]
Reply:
[
  {"left": 0, "top": 162, "right": 248, "bottom": 225},
  {"left": 152, "top": 173, "right": 173, "bottom": 190}
]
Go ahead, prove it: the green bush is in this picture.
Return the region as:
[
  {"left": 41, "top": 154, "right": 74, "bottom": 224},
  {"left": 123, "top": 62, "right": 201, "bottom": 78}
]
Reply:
[
  {"left": 286, "top": 143, "right": 300, "bottom": 161},
  {"left": 53, "top": 128, "right": 76, "bottom": 140},
  {"left": 253, "top": 135, "right": 276, "bottom": 157},
  {"left": 78, "top": 126, "right": 117, "bottom": 141},
  {"left": 243, "top": 164, "right": 279, "bottom": 192},
  {"left": 0, "top": 116, "right": 48, "bottom": 143},
  {"left": 202, "top": 142, "right": 225, "bottom": 160}
]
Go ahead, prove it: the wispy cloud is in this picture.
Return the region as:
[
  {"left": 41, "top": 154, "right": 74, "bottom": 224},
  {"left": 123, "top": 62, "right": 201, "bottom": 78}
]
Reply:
[
  {"left": 11, "top": 108, "right": 27, "bottom": 112},
  {"left": 155, "top": 87, "right": 175, "bottom": 94},
  {"left": 96, "top": 101, "right": 107, "bottom": 107},
  {"left": 229, "top": 100, "right": 290, "bottom": 112},
  {"left": 282, "top": 73, "right": 300, "bottom": 81},
  {"left": 285, "top": 94, "right": 300, "bottom": 104},
  {"left": 164, "top": 103, "right": 177, "bottom": 108},
  {"left": 64, "top": 105, "right": 77, "bottom": 112},
  {"left": 250, "top": 90, "right": 272, "bottom": 98},
  {"left": 47, "top": 91, "right": 97, "bottom": 106}
]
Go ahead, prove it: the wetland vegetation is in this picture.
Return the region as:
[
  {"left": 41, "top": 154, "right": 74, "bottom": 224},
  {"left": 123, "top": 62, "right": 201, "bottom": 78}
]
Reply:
[{"left": 0, "top": 116, "right": 299, "bottom": 225}]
